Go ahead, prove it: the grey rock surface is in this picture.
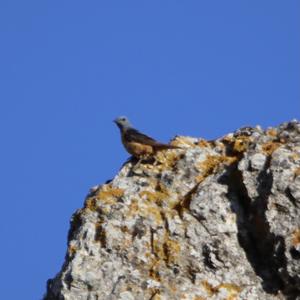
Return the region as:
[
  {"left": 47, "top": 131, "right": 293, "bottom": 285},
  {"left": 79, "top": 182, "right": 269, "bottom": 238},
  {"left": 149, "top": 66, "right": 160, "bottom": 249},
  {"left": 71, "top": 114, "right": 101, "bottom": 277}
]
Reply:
[{"left": 44, "top": 121, "right": 300, "bottom": 300}]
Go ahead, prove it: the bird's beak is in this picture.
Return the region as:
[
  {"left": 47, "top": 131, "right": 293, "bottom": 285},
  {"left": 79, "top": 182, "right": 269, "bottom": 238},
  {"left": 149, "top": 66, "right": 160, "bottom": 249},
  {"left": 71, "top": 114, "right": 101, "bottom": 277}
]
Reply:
[{"left": 113, "top": 118, "right": 117, "bottom": 124}]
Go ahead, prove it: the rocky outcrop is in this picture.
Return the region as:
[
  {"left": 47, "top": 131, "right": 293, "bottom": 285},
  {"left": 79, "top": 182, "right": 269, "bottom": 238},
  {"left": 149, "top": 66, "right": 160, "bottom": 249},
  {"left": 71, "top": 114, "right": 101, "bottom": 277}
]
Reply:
[{"left": 44, "top": 121, "right": 300, "bottom": 300}]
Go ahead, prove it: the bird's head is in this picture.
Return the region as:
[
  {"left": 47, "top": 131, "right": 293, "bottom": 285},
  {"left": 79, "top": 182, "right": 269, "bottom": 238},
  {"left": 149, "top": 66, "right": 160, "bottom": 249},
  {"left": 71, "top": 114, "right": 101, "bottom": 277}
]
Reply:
[{"left": 113, "top": 116, "right": 132, "bottom": 130}]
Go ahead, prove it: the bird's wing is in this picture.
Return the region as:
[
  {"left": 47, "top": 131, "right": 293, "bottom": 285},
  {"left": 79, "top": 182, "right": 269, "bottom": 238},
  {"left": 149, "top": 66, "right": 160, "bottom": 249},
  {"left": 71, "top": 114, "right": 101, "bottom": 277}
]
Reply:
[{"left": 124, "top": 128, "right": 159, "bottom": 146}]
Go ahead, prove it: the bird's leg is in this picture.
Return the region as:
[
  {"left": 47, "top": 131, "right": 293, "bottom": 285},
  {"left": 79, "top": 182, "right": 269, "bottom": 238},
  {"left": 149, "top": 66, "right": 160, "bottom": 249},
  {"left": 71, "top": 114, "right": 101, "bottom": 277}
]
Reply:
[
  {"left": 130, "top": 156, "right": 145, "bottom": 175},
  {"left": 132, "top": 155, "right": 153, "bottom": 176},
  {"left": 133, "top": 158, "right": 142, "bottom": 171},
  {"left": 153, "top": 150, "right": 164, "bottom": 166},
  {"left": 130, "top": 159, "right": 142, "bottom": 175}
]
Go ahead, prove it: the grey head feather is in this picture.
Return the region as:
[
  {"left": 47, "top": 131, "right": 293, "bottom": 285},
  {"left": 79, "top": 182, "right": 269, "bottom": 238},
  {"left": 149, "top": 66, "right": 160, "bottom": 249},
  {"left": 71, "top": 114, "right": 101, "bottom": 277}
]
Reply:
[{"left": 114, "top": 116, "right": 133, "bottom": 130}]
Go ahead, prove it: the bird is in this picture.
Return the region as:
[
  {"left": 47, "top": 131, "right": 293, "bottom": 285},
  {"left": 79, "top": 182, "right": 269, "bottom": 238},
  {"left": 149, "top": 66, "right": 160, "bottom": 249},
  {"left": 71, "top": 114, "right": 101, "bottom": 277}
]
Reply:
[{"left": 114, "top": 116, "right": 179, "bottom": 168}]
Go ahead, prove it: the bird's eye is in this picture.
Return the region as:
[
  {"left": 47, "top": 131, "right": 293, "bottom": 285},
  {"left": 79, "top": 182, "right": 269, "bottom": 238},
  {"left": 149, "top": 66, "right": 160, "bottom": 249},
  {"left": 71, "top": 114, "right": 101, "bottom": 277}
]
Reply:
[{"left": 121, "top": 118, "right": 125, "bottom": 121}]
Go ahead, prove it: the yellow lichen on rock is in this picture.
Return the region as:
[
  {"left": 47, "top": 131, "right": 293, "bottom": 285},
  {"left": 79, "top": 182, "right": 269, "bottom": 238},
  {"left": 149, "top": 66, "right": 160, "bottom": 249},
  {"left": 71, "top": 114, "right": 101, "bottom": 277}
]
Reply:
[
  {"left": 97, "top": 184, "right": 124, "bottom": 200},
  {"left": 85, "top": 197, "right": 98, "bottom": 211},
  {"left": 201, "top": 280, "right": 217, "bottom": 296},
  {"left": 217, "top": 283, "right": 242, "bottom": 300},
  {"left": 68, "top": 244, "right": 77, "bottom": 256},
  {"left": 85, "top": 189, "right": 116, "bottom": 213},
  {"left": 148, "top": 259, "right": 163, "bottom": 281},
  {"left": 139, "top": 190, "right": 165, "bottom": 206},
  {"left": 197, "top": 139, "right": 211, "bottom": 148},
  {"left": 142, "top": 205, "right": 164, "bottom": 224},
  {"left": 193, "top": 296, "right": 206, "bottom": 300},
  {"left": 294, "top": 167, "right": 300, "bottom": 177},
  {"left": 289, "top": 153, "right": 300, "bottom": 164},
  {"left": 128, "top": 180, "right": 176, "bottom": 224},
  {"left": 266, "top": 128, "right": 278, "bottom": 137},
  {"left": 261, "top": 141, "right": 282, "bottom": 155},
  {"left": 163, "top": 238, "right": 181, "bottom": 264},
  {"left": 151, "top": 228, "right": 181, "bottom": 262},
  {"left": 139, "top": 181, "right": 170, "bottom": 206},
  {"left": 94, "top": 221, "right": 106, "bottom": 247},
  {"left": 155, "top": 150, "right": 181, "bottom": 170},
  {"left": 292, "top": 228, "right": 300, "bottom": 247},
  {"left": 171, "top": 136, "right": 196, "bottom": 148},
  {"left": 201, "top": 281, "right": 241, "bottom": 299},
  {"left": 200, "top": 154, "right": 222, "bottom": 171},
  {"left": 127, "top": 198, "right": 139, "bottom": 217},
  {"left": 196, "top": 154, "right": 236, "bottom": 183},
  {"left": 151, "top": 292, "right": 161, "bottom": 300},
  {"left": 146, "top": 230, "right": 182, "bottom": 284},
  {"left": 221, "top": 135, "right": 250, "bottom": 154},
  {"left": 85, "top": 184, "right": 125, "bottom": 208},
  {"left": 232, "top": 136, "right": 250, "bottom": 153}
]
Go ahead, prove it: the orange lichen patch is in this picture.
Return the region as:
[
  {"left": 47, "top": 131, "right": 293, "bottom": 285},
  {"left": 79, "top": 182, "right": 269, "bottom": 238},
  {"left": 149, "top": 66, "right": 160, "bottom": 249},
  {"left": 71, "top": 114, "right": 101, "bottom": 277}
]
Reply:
[
  {"left": 120, "top": 225, "right": 129, "bottom": 233},
  {"left": 174, "top": 193, "right": 195, "bottom": 218},
  {"left": 171, "top": 136, "right": 196, "bottom": 148},
  {"left": 292, "top": 229, "right": 300, "bottom": 246},
  {"left": 147, "top": 232, "right": 182, "bottom": 279},
  {"left": 195, "top": 175, "right": 204, "bottom": 183},
  {"left": 217, "top": 283, "right": 242, "bottom": 300},
  {"left": 201, "top": 280, "right": 217, "bottom": 296},
  {"left": 131, "top": 197, "right": 161, "bottom": 224},
  {"left": 129, "top": 186, "right": 171, "bottom": 224},
  {"left": 151, "top": 292, "right": 161, "bottom": 300},
  {"left": 97, "top": 184, "right": 124, "bottom": 199},
  {"left": 266, "top": 128, "right": 278, "bottom": 137},
  {"left": 233, "top": 136, "right": 250, "bottom": 153},
  {"left": 145, "top": 250, "right": 152, "bottom": 258},
  {"left": 121, "top": 237, "right": 133, "bottom": 249},
  {"left": 294, "top": 167, "right": 300, "bottom": 177},
  {"left": 68, "top": 244, "right": 77, "bottom": 256},
  {"left": 197, "top": 155, "right": 221, "bottom": 175},
  {"left": 142, "top": 205, "right": 163, "bottom": 224},
  {"left": 176, "top": 154, "right": 235, "bottom": 214},
  {"left": 197, "top": 139, "right": 211, "bottom": 148},
  {"left": 94, "top": 221, "right": 106, "bottom": 247},
  {"left": 129, "top": 198, "right": 139, "bottom": 212},
  {"left": 261, "top": 141, "right": 282, "bottom": 155},
  {"left": 85, "top": 197, "right": 98, "bottom": 211},
  {"left": 289, "top": 152, "right": 300, "bottom": 163},
  {"left": 149, "top": 269, "right": 160, "bottom": 281},
  {"left": 169, "top": 284, "right": 178, "bottom": 293},
  {"left": 221, "top": 135, "right": 251, "bottom": 154},
  {"left": 227, "top": 295, "right": 238, "bottom": 300},
  {"left": 139, "top": 183, "right": 170, "bottom": 206},
  {"left": 155, "top": 150, "right": 181, "bottom": 169},
  {"left": 149, "top": 259, "right": 162, "bottom": 281},
  {"left": 289, "top": 153, "right": 300, "bottom": 163},
  {"left": 155, "top": 181, "right": 169, "bottom": 193},
  {"left": 140, "top": 180, "right": 180, "bottom": 210},
  {"left": 91, "top": 184, "right": 125, "bottom": 206},
  {"left": 193, "top": 296, "right": 206, "bottom": 300},
  {"left": 162, "top": 208, "right": 178, "bottom": 222},
  {"left": 152, "top": 239, "right": 166, "bottom": 261},
  {"left": 196, "top": 155, "right": 237, "bottom": 183},
  {"left": 152, "top": 231, "right": 180, "bottom": 262},
  {"left": 201, "top": 281, "right": 241, "bottom": 299},
  {"left": 221, "top": 135, "right": 233, "bottom": 144},
  {"left": 140, "top": 190, "right": 165, "bottom": 206},
  {"left": 166, "top": 198, "right": 182, "bottom": 210},
  {"left": 163, "top": 238, "right": 181, "bottom": 264}
]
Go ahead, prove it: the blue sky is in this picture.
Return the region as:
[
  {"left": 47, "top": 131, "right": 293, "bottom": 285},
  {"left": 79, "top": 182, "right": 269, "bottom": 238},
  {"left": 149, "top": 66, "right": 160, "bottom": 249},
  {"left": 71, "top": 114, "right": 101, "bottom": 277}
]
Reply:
[{"left": 0, "top": 1, "right": 299, "bottom": 299}]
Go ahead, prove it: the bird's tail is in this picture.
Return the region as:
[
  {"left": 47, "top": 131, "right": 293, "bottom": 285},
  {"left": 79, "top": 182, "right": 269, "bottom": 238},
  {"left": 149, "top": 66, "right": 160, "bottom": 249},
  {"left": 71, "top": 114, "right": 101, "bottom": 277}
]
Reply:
[{"left": 153, "top": 143, "right": 181, "bottom": 151}]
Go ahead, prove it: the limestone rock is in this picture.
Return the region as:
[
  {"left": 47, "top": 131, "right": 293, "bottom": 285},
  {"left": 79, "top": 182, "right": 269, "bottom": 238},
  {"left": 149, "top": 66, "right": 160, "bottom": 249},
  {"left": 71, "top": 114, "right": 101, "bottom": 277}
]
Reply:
[{"left": 44, "top": 121, "right": 300, "bottom": 300}]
